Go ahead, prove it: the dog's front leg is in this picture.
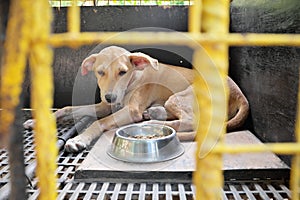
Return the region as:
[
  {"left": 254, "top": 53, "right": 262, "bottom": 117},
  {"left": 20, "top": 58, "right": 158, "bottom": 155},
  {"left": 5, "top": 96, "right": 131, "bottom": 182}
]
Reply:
[
  {"left": 65, "top": 104, "right": 144, "bottom": 153},
  {"left": 54, "top": 102, "right": 112, "bottom": 119},
  {"left": 23, "top": 102, "right": 111, "bottom": 129}
]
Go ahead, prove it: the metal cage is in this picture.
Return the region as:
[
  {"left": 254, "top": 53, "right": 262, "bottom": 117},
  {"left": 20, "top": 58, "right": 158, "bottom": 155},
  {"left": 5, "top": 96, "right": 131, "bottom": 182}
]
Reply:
[{"left": 0, "top": 0, "right": 300, "bottom": 199}]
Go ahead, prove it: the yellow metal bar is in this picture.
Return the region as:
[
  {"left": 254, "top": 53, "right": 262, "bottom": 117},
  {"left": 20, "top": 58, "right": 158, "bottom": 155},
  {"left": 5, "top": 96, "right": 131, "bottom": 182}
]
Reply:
[
  {"left": 29, "top": 1, "right": 58, "bottom": 200},
  {"left": 193, "top": 0, "right": 230, "bottom": 199},
  {"left": 213, "top": 143, "right": 300, "bottom": 155},
  {"left": 193, "top": 49, "right": 227, "bottom": 199},
  {"left": 290, "top": 71, "right": 300, "bottom": 199},
  {"left": 68, "top": 0, "right": 80, "bottom": 34},
  {"left": 48, "top": 32, "right": 300, "bottom": 48},
  {"left": 291, "top": 156, "right": 300, "bottom": 200},
  {"left": 0, "top": 0, "right": 30, "bottom": 146},
  {"left": 188, "top": 0, "right": 201, "bottom": 33},
  {"left": 1, "top": 0, "right": 57, "bottom": 199}
]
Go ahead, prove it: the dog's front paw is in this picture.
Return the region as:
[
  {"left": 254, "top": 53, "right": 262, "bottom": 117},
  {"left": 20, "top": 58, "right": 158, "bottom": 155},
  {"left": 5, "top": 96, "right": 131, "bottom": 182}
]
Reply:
[
  {"left": 64, "top": 138, "right": 87, "bottom": 153},
  {"left": 23, "top": 119, "right": 36, "bottom": 129},
  {"left": 55, "top": 106, "right": 72, "bottom": 119}
]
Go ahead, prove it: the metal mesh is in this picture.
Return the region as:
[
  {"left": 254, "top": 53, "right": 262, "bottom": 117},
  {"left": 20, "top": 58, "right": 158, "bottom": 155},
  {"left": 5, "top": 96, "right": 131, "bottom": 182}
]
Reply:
[
  {"left": 223, "top": 180, "right": 291, "bottom": 200},
  {"left": 0, "top": 111, "right": 292, "bottom": 200}
]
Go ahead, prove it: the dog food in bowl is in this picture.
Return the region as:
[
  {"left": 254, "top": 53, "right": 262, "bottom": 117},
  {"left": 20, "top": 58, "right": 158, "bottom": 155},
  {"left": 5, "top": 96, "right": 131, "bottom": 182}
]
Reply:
[
  {"left": 120, "top": 124, "right": 171, "bottom": 139},
  {"left": 107, "top": 124, "right": 184, "bottom": 163}
]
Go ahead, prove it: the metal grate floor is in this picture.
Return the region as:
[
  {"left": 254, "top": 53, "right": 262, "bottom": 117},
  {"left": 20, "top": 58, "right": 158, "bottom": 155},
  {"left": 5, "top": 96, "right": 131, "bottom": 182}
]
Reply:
[{"left": 0, "top": 111, "right": 292, "bottom": 200}]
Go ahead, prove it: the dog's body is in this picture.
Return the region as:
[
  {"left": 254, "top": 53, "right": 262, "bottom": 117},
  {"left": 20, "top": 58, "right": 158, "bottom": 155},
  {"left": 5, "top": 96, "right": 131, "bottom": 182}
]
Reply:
[
  {"left": 143, "top": 76, "right": 250, "bottom": 140},
  {"left": 24, "top": 46, "right": 249, "bottom": 153}
]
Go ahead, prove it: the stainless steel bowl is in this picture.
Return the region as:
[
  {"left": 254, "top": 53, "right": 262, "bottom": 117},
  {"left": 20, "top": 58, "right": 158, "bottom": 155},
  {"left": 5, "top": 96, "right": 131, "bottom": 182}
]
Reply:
[{"left": 107, "top": 124, "right": 184, "bottom": 163}]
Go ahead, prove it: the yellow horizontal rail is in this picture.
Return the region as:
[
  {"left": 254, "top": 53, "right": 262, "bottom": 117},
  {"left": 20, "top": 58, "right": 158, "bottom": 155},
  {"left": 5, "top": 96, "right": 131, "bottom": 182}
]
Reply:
[
  {"left": 213, "top": 143, "right": 300, "bottom": 155},
  {"left": 48, "top": 32, "right": 300, "bottom": 48}
]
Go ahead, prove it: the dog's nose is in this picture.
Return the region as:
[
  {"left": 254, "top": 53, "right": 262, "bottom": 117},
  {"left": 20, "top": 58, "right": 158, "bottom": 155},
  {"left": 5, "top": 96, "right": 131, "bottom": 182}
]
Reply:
[{"left": 105, "top": 93, "right": 117, "bottom": 103}]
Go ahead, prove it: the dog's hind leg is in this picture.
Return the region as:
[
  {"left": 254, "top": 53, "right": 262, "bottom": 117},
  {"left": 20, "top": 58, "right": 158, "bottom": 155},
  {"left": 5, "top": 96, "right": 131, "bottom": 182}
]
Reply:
[
  {"left": 142, "top": 86, "right": 196, "bottom": 141},
  {"left": 143, "top": 105, "right": 177, "bottom": 121}
]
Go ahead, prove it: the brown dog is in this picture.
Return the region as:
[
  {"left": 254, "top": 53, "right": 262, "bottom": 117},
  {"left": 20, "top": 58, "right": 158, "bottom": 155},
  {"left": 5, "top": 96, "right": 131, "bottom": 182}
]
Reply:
[{"left": 24, "top": 46, "right": 249, "bottom": 153}]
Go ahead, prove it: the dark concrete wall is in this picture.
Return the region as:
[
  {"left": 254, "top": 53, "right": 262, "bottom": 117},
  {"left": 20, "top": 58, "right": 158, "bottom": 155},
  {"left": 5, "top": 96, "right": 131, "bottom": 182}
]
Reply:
[
  {"left": 52, "top": 6, "right": 188, "bottom": 33},
  {"left": 229, "top": 0, "right": 300, "bottom": 141},
  {"left": 229, "top": 0, "right": 300, "bottom": 165}
]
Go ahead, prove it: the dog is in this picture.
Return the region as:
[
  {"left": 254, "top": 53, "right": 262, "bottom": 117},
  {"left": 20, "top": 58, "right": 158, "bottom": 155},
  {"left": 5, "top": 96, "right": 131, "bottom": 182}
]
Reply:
[{"left": 24, "top": 46, "right": 249, "bottom": 153}]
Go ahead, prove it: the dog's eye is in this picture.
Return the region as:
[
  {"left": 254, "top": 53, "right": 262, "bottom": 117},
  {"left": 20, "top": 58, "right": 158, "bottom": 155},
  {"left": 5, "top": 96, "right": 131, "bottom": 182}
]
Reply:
[
  {"left": 119, "top": 70, "right": 127, "bottom": 76},
  {"left": 98, "top": 70, "right": 105, "bottom": 76}
]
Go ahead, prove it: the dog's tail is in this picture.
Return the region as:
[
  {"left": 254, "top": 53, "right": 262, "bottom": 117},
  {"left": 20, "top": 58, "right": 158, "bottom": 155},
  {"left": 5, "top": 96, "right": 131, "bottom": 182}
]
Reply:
[
  {"left": 227, "top": 99, "right": 249, "bottom": 131},
  {"left": 177, "top": 101, "right": 249, "bottom": 141}
]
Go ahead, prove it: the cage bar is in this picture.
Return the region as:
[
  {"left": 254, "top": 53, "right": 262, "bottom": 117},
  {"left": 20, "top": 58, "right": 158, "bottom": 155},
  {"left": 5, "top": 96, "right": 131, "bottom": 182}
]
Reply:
[
  {"left": 48, "top": 32, "right": 300, "bottom": 48},
  {"left": 28, "top": 1, "right": 58, "bottom": 200},
  {"left": 290, "top": 69, "right": 300, "bottom": 199},
  {"left": 192, "top": 0, "right": 230, "bottom": 199},
  {"left": 0, "top": 0, "right": 30, "bottom": 146},
  {"left": 188, "top": 0, "right": 201, "bottom": 33},
  {"left": 68, "top": 0, "right": 80, "bottom": 34}
]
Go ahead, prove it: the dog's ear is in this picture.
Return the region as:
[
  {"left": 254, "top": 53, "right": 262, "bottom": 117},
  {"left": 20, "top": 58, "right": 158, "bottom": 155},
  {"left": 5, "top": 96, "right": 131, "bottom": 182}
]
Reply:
[
  {"left": 81, "top": 54, "right": 97, "bottom": 76},
  {"left": 129, "top": 52, "right": 159, "bottom": 71}
]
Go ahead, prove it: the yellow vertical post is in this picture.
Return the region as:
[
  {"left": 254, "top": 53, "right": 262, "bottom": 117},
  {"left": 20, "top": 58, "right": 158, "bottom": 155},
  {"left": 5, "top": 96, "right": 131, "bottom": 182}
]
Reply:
[
  {"left": 188, "top": 0, "right": 201, "bottom": 33},
  {"left": 193, "top": 0, "right": 230, "bottom": 199},
  {"left": 29, "top": 1, "right": 58, "bottom": 200},
  {"left": 290, "top": 77, "right": 300, "bottom": 199},
  {"left": 1, "top": 0, "right": 57, "bottom": 199},
  {"left": 0, "top": 0, "right": 30, "bottom": 146},
  {"left": 68, "top": 0, "right": 80, "bottom": 34}
]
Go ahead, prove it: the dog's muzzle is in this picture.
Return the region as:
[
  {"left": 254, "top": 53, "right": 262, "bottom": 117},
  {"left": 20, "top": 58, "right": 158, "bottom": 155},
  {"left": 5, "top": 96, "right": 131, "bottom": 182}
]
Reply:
[{"left": 105, "top": 93, "right": 117, "bottom": 103}]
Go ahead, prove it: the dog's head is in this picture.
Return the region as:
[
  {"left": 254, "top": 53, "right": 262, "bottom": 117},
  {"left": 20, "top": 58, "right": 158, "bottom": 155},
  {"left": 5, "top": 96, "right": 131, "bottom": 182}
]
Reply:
[{"left": 81, "top": 46, "right": 159, "bottom": 105}]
